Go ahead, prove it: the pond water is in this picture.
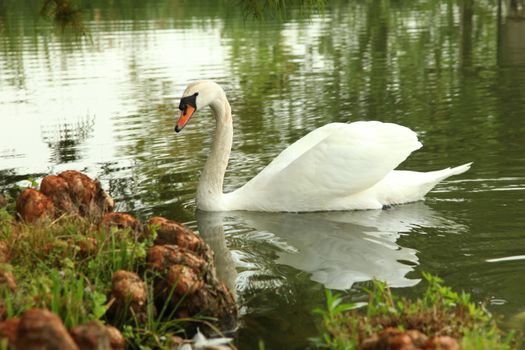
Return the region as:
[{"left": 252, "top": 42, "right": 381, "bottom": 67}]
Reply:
[{"left": 1, "top": 0, "right": 525, "bottom": 348}]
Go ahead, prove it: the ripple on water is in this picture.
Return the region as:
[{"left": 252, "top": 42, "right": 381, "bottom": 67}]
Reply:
[{"left": 2, "top": 2, "right": 525, "bottom": 349}]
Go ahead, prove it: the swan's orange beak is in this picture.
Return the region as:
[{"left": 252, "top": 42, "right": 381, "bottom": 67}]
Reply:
[{"left": 175, "top": 105, "right": 196, "bottom": 133}]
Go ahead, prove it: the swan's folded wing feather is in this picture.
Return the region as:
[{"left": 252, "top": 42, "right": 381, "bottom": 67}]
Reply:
[{"left": 241, "top": 121, "right": 422, "bottom": 205}]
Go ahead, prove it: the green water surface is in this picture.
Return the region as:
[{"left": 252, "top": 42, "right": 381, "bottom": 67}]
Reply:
[{"left": 1, "top": 1, "right": 525, "bottom": 348}]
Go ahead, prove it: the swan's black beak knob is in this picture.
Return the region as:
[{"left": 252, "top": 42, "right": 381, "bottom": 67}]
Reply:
[{"left": 175, "top": 93, "right": 198, "bottom": 132}]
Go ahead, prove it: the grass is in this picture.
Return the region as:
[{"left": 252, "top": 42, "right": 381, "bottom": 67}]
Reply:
[
  {"left": 312, "top": 273, "right": 519, "bottom": 350},
  {"left": 0, "top": 205, "right": 208, "bottom": 349}
]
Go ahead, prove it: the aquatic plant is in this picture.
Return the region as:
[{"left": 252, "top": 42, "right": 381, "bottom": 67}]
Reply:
[{"left": 312, "top": 273, "right": 519, "bottom": 350}]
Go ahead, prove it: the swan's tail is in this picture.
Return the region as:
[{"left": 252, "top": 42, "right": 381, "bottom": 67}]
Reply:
[
  {"left": 425, "top": 162, "right": 472, "bottom": 183},
  {"left": 378, "top": 162, "right": 473, "bottom": 206},
  {"left": 416, "top": 162, "right": 472, "bottom": 195},
  {"left": 443, "top": 162, "right": 473, "bottom": 177}
]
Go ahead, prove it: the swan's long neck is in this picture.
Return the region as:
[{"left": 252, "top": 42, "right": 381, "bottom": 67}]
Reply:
[{"left": 196, "top": 96, "right": 232, "bottom": 210}]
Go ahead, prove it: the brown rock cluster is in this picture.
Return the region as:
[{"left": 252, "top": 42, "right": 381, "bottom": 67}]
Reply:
[
  {"left": 14, "top": 308, "right": 80, "bottom": 350},
  {"left": 424, "top": 336, "right": 460, "bottom": 350},
  {"left": 70, "top": 320, "right": 126, "bottom": 350},
  {"left": 4, "top": 170, "right": 238, "bottom": 347},
  {"left": 0, "top": 309, "right": 125, "bottom": 350},
  {"left": 100, "top": 212, "right": 144, "bottom": 240},
  {"left": 359, "top": 327, "right": 460, "bottom": 350},
  {"left": 149, "top": 216, "right": 207, "bottom": 251},
  {"left": 46, "top": 171, "right": 115, "bottom": 218},
  {"left": 106, "top": 325, "right": 126, "bottom": 350},
  {"left": 70, "top": 321, "right": 111, "bottom": 350},
  {"left": 109, "top": 270, "right": 148, "bottom": 323},
  {"left": 0, "top": 318, "right": 20, "bottom": 344},
  {"left": 146, "top": 219, "right": 236, "bottom": 331},
  {"left": 147, "top": 245, "right": 207, "bottom": 294},
  {"left": 40, "top": 175, "right": 77, "bottom": 216},
  {"left": 106, "top": 215, "right": 238, "bottom": 332},
  {"left": 15, "top": 188, "right": 55, "bottom": 223},
  {"left": 16, "top": 170, "right": 114, "bottom": 223}
]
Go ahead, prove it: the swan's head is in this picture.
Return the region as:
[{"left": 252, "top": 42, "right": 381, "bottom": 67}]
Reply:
[{"left": 175, "top": 80, "right": 226, "bottom": 132}]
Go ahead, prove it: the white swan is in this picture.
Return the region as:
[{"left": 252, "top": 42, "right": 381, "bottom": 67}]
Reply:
[{"left": 175, "top": 80, "right": 471, "bottom": 212}]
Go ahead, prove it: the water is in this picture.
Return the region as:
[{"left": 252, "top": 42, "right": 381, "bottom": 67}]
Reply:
[{"left": 1, "top": 1, "right": 525, "bottom": 348}]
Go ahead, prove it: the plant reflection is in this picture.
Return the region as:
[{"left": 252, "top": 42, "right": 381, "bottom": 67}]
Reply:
[
  {"left": 498, "top": 0, "right": 525, "bottom": 66},
  {"left": 40, "top": 0, "right": 85, "bottom": 34},
  {"left": 42, "top": 117, "right": 94, "bottom": 163}
]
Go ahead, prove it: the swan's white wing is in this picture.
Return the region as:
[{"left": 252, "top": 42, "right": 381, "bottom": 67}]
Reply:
[{"left": 232, "top": 121, "right": 422, "bottom": 211}]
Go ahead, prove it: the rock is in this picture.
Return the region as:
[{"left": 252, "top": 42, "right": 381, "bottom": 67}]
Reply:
[
  {"left": 186, "top": 282, "right": 237, "bottom": 331},
  {"left": 406, "top": 329, "right": 428, "bottom": 347},
  {"left": 148, "top": 216, "right": 207, "bottom": 252},
  {"left": 15, "top": 188, "right": 55, "bottom": 223},
  {"left": 15, "top": 308, "right": 79, "bottom": 350},
  {"left": 147, "top": 245, "right": 209, "bottom": 273},
  {"left": 101, "top": 212, "right": 143, "bottom": 237},
  {"left": 0, "top": 195, "right": 6, "bottom": 208},
  {"left": 424, "top": 336, "right": 460, "bottom": 350},
  {"left": 110, "top": 270, "right": 148, "bottom": 322},
  {"left": 147, "top": 244, "right": 237, "bottom": 331},
  {"left": 40, "top": 175, "right": 79, "bottom": 216},
  {"left": 105, "top": 325, "right": 125, "bottom": 350},
  {"left": 0, "top": 318, "right": 20, "bottom": 344},
  {"left": 360, "top": 328, "right": 416, "bottom": 350},
  {"left": 15, "top": 171, "right": 113, "bottom": 222},
  {"left": 0, "top": 241, "right": 10, "bottom": 263},
  {"left": 167, "top": 264, "right": 205, "bottom": 295},
  {"left": 146, "top": 244, "right": 210, "bottom": 298},
  {"left": 58, "top": 171, "right": 96, "bottom": 205},
  {"left": 0, "top": 269, "right": 16, "bottom": 292},
  {"left": 57, "top": 170, "right": 114, "bottom": 218},
  {"left": 70, "top": 320, "right": 111, "bottom": 350}
]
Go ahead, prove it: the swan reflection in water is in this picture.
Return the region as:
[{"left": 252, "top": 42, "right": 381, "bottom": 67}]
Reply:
[{"left": 196, "top": 202, "right": 465, "bottom": 291}]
